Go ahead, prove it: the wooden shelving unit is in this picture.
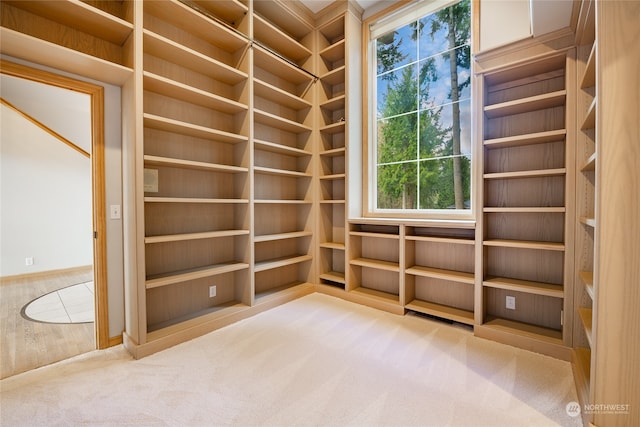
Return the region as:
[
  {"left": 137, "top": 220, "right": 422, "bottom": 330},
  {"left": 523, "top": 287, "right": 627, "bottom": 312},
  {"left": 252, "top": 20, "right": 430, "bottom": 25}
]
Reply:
[
  {"left": 404, "top": 227, "right": 475, "bottom": 326},
  {"left": 141, "top": 0, "right": 252, "bottom": 336},
  {"left": 572, "top": 1, "right": 596, "bottom": 421},
  {"left": 477, "top": 52, "right": 573, "bottom": 356},
  {"left": 251, "top": 4, "right": 315, "bottom": 302}
]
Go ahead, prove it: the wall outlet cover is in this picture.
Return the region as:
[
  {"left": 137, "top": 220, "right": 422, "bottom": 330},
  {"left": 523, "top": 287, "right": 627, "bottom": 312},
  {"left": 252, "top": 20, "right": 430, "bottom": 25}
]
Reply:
[{"left": 506, "top": 295, "right": 516, "bottom": 310}]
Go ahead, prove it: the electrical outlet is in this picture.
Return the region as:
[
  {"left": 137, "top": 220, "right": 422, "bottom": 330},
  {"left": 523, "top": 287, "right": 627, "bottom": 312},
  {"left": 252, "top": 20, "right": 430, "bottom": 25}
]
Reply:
[
  {"left": 506, "top": 295, "right": 516, "bottom": 310},
  {"left": 25, "top": 257, "right": 34, "bottom": 266},
  {"left": 209, "top": 285, "right": 216, "bottom": 298}
]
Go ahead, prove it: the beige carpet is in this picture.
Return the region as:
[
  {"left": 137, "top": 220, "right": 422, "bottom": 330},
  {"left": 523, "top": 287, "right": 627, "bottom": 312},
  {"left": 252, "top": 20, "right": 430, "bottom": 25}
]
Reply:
[{"left": 0, "top": 293, "right": 582, "bottom": 426}]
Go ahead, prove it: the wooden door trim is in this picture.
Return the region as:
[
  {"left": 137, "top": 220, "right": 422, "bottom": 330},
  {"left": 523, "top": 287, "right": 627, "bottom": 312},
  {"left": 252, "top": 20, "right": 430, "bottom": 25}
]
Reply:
[{"left": 0, "top": 59, "right": 109, "bottom": 349}]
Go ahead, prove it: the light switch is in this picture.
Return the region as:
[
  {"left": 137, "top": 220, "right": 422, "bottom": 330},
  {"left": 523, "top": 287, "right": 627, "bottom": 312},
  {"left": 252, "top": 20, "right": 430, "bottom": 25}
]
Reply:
[{"left": 110, "top": 204, "right": 121, "bottom": 220}]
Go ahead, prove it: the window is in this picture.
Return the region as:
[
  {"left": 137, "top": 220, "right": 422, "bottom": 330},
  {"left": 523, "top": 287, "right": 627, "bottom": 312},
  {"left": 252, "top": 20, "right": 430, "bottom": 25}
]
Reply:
[{"left": 368, "top": 0, "right": 472, "bottom": 215}]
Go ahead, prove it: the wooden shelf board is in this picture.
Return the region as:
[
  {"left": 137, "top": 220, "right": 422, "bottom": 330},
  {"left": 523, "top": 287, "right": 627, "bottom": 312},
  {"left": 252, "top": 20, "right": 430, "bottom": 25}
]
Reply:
[
  {"left": 144, "top": 197, "right": 248, "bottom": 204},
  {"left": 142, "top": 30, "right": 247, "bottom": 85},
  {"left": 578, "top": 307, "right": 593, "bottom": 347},
  {"left": 350, "top": 231, "right": 399, "bottom": 239},
  {"left": 0, "top": 28, "right": 133, "bottom": 86},
  {"left": 320, "top": 147, "right": 346, "bottom": 157},
  {"left": 318, "top": 16, "right": 344, "bottom": 43},
  {"left": 579, "top": 271, "right": 594, "bottom": 300},
  {"left": 580, "top": 216, "right": 596, "bottom": 228},
  {"left": 143, "top": 72, "right": 248, "bottom": 114},
  {"left": 4, "top": 0, "right": 133, "bottom": 44},
  {"left": 143, "top": 113, "right": 247, "bottom": 144},
  {"left": 146, "top": 301, "right": 249, "bottom": 340},
  {"left": 580, "top": 43, "right": 596, "bottom": 89},
  {"left": 146, "top": 262, "right": 250, "bottom": 289},
  {"left": 406, "top": 300, "right": 474, "bottom": 325},
  {"left": 483, "top": 207, "right": 566, "bottom": 213},
  {"left": 483, "top": 55, "right": 566, "bottom": 87},
  {"left": 405, "top": 235, "right": 475, "bottom": 245},
  {"left": 319, "top": 39, "right": 345, "bottom": 63},
  {"left": 253, "top": 46, "right": 312, "bottom": 86},
  {"left": 574, "top": 346, "right": 592, "bottom": 384},
  {"left": 254, "top": 139, "right": 311, "bottom": 157},
  {"left": 483, "top": 129, "right": 567, "bottom": 149},
  {"left": 254, "top": 199, "right": 312, "bottom": 205},
  {"left": 483, "top": 276, "right": 564, "bottom": 298},
  {"left": 484, "top": 168, "right": 566, "bottom": 180},
  {"left": 319, "top": 242, "right": 345, "bottom": 250},
  {"left": 145, "top": 229, "right": 249, "bottom": 244},
  {"left": 254, "top": 108, "right": 311, "bottom": 134},
  {"left": 144, "top": 155, "right": 247, "bottom": 173},
  {"left": 319, "top": 271, "right": 346, "bottom": 284},
  {"left": 254, "top": 78, "right": 312, "bottom": 111},
  {"left": 350, "top": 286, "right": 400, "bottom": 304},
  {"left": 350, "top": 257, "right": 400, "bottom": 272},
  {"left": 484, "top": 90, "right": 566, "bottom": 119},
  {"left": 319, "top": 121, "right": 346, "bottom": 134},
  {"left": 144, "top": 0, "right": 248, "bottom": 53},
  {"left": 254, "top": 231, "right": 312, "bottom": 243},
  {"left": 253, "top": 14, "right": 311, "bottom": 63},
  {"left": 254, "top": 254, "right": 312, "bottom": 272},
  {"left": 406, "top": 266, "right": 474, "bottom": 284},
  {"left": 320, "top": 94, "right": 346, "bottom": 112},
  {"left": 581, "top": 98, "right": 596, "bottom": 130},
  {"left": 320, "top": 65, "right": 346, "bottom": 86},
  {"left": 581, "top": 152, "right": 596, "bottom": 172},
  {"left": 483, "top": 239, "right": 565, "bottom": 251},
  {"left": 482, "top": 316, "right": 563, "bottom": 344},
  {"left": 254, "top": 166, "right": 311, "bottom": 178},
  {"left": 319, "top": 173, "right": 346, "bottom": 181},
  {"left": 320, "top": 200, "right": 345, "bottom": 204}
]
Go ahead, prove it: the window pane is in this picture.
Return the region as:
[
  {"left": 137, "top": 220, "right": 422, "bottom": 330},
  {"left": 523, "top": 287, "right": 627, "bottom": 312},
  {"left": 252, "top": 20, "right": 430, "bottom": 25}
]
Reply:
[
  {"left": 376, "top": 24, "right": 418, "bottom": 75},
  {"left": 377, "top": 64, "right": 418, "bottom": 117},
  {"left": 420, "top": 99, "right": 471, "bottom": 158},
  {"left": 377, "top": 162, "right": 418, "bottom": 209},
  {"left": 419, "top": 156, "right": 471, "bottom": 209},
  {"left": 419, "top": 45, "right": 471, "bottom": 108},
  {"left": 419, "top": 0, "right": 471, "bottom": 59},
  {"left": 377, "top": 112, "right": 418, "bottom": 164}
]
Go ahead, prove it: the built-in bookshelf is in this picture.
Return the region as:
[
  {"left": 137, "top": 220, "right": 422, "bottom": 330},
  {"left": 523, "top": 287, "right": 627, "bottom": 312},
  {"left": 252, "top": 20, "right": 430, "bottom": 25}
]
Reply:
[{"left": 477, "top": 53, "right": 574, "bottom": 357}]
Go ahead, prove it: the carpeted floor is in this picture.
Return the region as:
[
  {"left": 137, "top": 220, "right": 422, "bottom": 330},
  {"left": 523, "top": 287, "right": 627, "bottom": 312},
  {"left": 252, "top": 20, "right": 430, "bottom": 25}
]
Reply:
[{"left": 0, "top": 293, "right": 582, "bottom": 426}]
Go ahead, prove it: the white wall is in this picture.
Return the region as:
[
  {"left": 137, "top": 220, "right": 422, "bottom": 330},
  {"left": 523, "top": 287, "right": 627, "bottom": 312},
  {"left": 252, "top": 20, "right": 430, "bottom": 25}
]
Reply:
[
  {"left": 1, "top": 103, "right": 93, "bottom": 275},
  {"left": 1, "top": 54, "right": 125, "bottom": 338}
]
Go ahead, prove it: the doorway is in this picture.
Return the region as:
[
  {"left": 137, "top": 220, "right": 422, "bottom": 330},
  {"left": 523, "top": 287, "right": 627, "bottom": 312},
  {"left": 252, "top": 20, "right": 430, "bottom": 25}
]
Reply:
[{"left": 0, "top": 60, "right": 109, "bottom": 377}]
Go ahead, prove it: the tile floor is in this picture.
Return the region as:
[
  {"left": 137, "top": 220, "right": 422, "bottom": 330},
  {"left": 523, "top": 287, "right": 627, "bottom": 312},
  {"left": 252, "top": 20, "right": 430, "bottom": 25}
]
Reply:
[{"left": 23, "top": 282, "right": 94, "bottom": 324}]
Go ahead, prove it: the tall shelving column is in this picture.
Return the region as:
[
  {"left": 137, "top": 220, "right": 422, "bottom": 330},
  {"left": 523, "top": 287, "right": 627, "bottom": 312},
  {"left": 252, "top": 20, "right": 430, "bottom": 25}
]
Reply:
[
  {"left": 572, "top": 0, "right": 596, "bottom": 415},
  {"left": 477, "top": 53, "right": 574, "bottom": 358},
  {"left": 251, "top": 1, "right": 316, "bottom": 303},
  {"left": 316, "top": 12, "right": 347, "bottom": 289},
  {"left": 139, "top": 0, "right": 252, "bottom": 342}
]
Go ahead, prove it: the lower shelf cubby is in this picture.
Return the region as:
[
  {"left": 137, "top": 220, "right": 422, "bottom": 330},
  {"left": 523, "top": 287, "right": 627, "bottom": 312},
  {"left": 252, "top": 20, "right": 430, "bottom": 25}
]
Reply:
[
  {"left": 146, "top": 268, "right": 250, "bottom": 334},
  {"left": 405, "top": 275, "right": 474, "bottom": 325},
  {"left": 254, "top": 262, "right": 312, "bottom": 302},
  {"left": 482, "top": 286, "right": 563, "bottom": 339},
  {"left": 319, "top": 245, "right": 345, "bottom": 288}
]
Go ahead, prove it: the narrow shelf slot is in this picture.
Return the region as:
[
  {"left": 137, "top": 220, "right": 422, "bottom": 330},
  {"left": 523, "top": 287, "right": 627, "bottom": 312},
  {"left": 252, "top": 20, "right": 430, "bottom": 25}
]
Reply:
[
  {"left": 483, "top": 168, "right": 566, "bottom": 180},
  {"left": 350, "top": 258, "right": 400, "bottom": 272},
  {"left": 319, "top": 242, "right": 345, "bottom": 250},
  {"left": 581, "top": 98, "right": 596, "bottom": 130},
  {"left": 483, "top": 277, "right": 563, "bottom": 298},
  {"left": 145, "top": 229, "right": 249, "bottom": 244},
  {"left": 406, "top": 300, "right": 474, "bottom": 325},
  {"left": 253, "top": 14, "right": 312, "bottom": 63},
  {"left": 254, "top": 108, "right": 312, "bottom": 133},
  {"left": 483, "top": 129, "right": 566, "bottom": 149},
  {"left": 484, "top": 90, "right": 566, "bottom": 119},
  {"left": 254, "top": 139, "right": 311, "bottom": 157},
  {"left": 350, "top": 231, "right": 399, "bottom": 239},
  {"left": 483, "top": 239, "right": 565, "bottom": 251},
  {"left": 253, "top": 166, "right": 311, "bottom": 178},
  {"left": 319, "top": 39, "right": 345, "bottom": 64},
  {"left": 580, "top": 271, "right": 594, "bottom": 300},
  {"left": 320, "top": 65, "right": 346, "bottom": 86},
  {"left": 581, "top": 152, "right": 596, "bottom": 172},
  {"left": 482, "top": 316, "right": 563, "bottom": 344},
  {"left": 405, "top": 235, "right": 475, "bottom": 245},
  {"left": 145, "top": 262, "right": 249, "bottom": 289},
  {"left": 144, "top": 155, "right": 247, "bottom": 173},
  {"left": 320, "top": 121, "right": 346, "bottom": 135},
  {"left": 406, "top": 266, "right": 474, "bottom": 285},
  {"left": 143, "top": 113, "right": 247, "bottom": 144},
  {"left": 254, "top": 231, "right": 312, "bottom": 243},
  {"left": 254, "top": 78, "right": 312, "bottom": 110},
  {"left": 350, "top": 287, "right": 399, "bottom": 303},
  {"left": 253, "top": 46, "right": 313, "bottom": 86},
  {"left": 320, "top": 147, "right": 346, "bottom": 157},
  {"left": 254, "top": 255, "right": 312, "bottom": 272},
  {"left": 580, "top": 216, "right": 596, "bottom": 228},
  {"left": 319, "top": 271, "right": 346, "bottom": 284},
  {"left": 581, "top": 43, "right": 596, "bottom": 89}
]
